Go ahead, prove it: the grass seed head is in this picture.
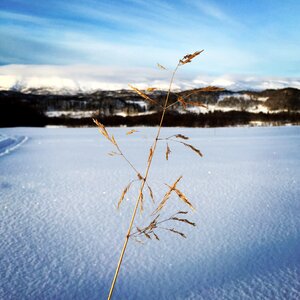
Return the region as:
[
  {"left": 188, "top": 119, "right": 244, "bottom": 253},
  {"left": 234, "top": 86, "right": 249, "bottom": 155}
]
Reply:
[
  {"left": 179, "top": 50, "right": 204, "bottom": 65},
  {"left": 117, "top": 182, "right": 133, "bottom": 209},
  {"left": 166, "top": 143, "right": 171, "bottom": 161},
  {"left": 174, "top": 188, "right": 195, "bottom": 211},
  {"left": 175, "top": 134, "right": 189, "bottom": 140},
  {"left": 183, "top": 142, "right": 203, "bottom": 157},
  {"left": 152, "top": 176, "right": 183, "bottom": 215},
  {"left": 126, "top": 129, "right": 139, "bottom": 135},
  {"left": 169, "top": 228, "right": 187, "bottom": 238}
]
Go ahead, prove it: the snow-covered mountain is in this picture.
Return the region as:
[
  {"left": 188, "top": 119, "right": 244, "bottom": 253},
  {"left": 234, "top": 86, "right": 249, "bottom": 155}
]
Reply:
[
  {"left": 2, "top": 77, "right": 102, "bottom": 95},
  {"left": 1, "top": 64, "right": 300, "bottom": 95}
]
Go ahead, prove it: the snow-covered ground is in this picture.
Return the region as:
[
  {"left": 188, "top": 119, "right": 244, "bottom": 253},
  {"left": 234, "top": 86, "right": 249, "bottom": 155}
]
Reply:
[{"left": 0, "top": 126, "right": 299, "bottom": 300}]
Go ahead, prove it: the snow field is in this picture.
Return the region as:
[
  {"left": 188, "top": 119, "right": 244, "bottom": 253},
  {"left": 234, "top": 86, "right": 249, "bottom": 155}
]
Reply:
[{"left": 0, "top": 126, "right": 299, "bottom": 299}]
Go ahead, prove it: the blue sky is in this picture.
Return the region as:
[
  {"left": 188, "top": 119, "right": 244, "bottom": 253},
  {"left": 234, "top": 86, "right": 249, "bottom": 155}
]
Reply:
[{"left": 0, "top": 0, "right": 300, "bottom": 90}]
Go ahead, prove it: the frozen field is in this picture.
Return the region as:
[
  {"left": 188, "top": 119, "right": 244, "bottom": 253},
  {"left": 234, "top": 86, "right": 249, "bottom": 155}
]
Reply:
[{"left": 0, "top": 126, "right": 299, "bottom": 300}]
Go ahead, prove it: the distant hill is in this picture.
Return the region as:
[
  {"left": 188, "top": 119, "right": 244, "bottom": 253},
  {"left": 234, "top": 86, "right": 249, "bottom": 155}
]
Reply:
[{"left": 0, "top": 88, "right": 299, "bottom": 127}]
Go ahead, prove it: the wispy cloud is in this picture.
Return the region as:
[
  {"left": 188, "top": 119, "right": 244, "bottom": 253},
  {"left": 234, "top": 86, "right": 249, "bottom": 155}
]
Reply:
[
  {"left": 0, "top": 0, "right": 300, "bottom": 80},
  {"left": 184, "top": 0, "right": 233, "bottom": 23}
]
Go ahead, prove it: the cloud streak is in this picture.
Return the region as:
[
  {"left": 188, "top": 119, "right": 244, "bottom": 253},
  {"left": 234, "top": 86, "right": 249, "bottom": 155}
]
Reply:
[{"left": 0, "top": 0, "right": 300, "bottom": 80}]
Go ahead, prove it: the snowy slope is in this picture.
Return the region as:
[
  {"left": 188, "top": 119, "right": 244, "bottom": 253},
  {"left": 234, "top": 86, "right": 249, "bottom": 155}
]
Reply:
[{"left": 0, "top": 126, "right": 299, "bottom": 299}]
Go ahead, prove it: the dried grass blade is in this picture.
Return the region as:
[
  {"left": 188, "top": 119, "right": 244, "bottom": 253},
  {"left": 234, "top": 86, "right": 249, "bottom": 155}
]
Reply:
[
  {"left": 174, "top": 188, "right": 195, "bottom": 211},
  {"left": 183, "top": 142, "right": 203, "bottom": 157}
]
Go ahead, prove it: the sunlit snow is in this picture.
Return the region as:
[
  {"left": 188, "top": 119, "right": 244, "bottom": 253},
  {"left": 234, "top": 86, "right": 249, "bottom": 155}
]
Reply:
[{"left": 0, "top": 126, "right": 299, "bottom": 300}]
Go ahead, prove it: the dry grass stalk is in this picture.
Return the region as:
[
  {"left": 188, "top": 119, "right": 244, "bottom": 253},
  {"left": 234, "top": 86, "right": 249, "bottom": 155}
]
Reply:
[{"left": 94, "top": 51, "right": 211, "bottom": 300}]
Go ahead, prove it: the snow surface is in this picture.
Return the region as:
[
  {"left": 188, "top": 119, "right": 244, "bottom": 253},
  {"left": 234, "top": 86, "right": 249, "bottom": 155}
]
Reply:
[
  {"left": 0, "top": 126, "right": 300, "bottom": 300},
  {"left": 45, "top": 111, "right": 98, "bottom": 119}
]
